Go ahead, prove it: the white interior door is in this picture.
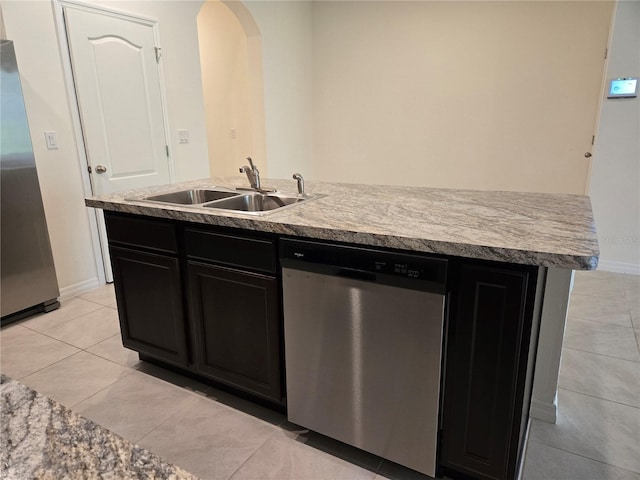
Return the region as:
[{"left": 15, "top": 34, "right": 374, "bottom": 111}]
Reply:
[
  {"left": 62, "top": 4, "right": 173, "bottom": 282},
  {"left": 64, "top": 5, "right": 171, "bottom": 195}
]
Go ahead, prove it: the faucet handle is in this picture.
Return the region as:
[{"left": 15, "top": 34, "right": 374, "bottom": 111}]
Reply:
[
  {"left": 293, "top": 173, "right": 305, "bottom": 196},
  {"left": 240, "top": 159, "right": 261, "bottom": 190}
]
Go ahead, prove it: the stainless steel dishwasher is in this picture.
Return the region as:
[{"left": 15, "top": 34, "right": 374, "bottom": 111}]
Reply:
[{"left": 280, "top": 239, "right": 447, "bottom": 477}]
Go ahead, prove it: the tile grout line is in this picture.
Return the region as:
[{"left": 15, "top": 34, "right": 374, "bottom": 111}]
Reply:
[
  {"left": 18, "top": 307, "right": 102, "bottom": 334},
  {"left": 224, "top": 429, "right": 281, "bottom": 480},
  {"left": 527, "top": 438, "right": 640, "bottom": 476},
  {"left": 561, "top": 345, "right": 640, "bottom": 364},
  {"left": 9, "top": 350, "right": 138, "bottom": 410},
  {"left": 566, "top": 314, "right": 635, "bottom": 330},
  {"left": 16, "top": 322, "right": 119, "bottom": 358},
  {"left": 20, "top": 304, "right": 115, "bottom": 338},
  {"left": 562, "top": 345, "right": 640, "bottom": 364},
  {"left": 67, "top": 367, "right": 138, "bottom": 409},
  {"left": 556, "top": 386, "right": 640, "bottom": 411},
  {"left": 7, "top": 346, "right": 80, "bottom": 381},
  {"left": 132, "top": 393, "right": 203, "bottom": 444}
]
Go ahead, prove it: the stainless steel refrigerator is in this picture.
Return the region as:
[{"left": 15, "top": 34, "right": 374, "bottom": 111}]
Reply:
[{"left": 1, "top": 39, "right": 60, "bottom": 322}]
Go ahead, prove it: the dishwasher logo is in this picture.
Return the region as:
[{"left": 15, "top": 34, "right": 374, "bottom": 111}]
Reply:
[{"left": 294, "top": 252, "right": 305, "bottom": 258}]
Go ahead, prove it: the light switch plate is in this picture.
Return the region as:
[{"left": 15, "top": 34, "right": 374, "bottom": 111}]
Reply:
[
  {"left": 178, "top": 129, "right": 189, "bottom": 144},
  {"left": 44, "top": 131, "right": 58, "bottom": 150}
]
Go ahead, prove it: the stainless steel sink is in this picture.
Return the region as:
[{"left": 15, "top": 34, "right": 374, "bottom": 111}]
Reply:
[
  {"left": 133, "top": 187, "right": 321, "bottom": 215},
  {"left": 204, "top": 193, "right": 307, "bottom": 213},
  {"left": 144, "top": 189, "right": 239, "bottom": 205}
]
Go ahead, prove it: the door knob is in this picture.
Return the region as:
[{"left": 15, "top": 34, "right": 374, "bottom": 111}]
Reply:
[
  {"left": 95, "top": 165, "right": 107, "bottom": 174},
  {"left": 584, "top": 152, "right": 592, "bottom": 158}
]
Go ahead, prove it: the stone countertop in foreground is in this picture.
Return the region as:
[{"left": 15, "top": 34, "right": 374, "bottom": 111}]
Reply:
[
  {"left": 0, "top": 375, "right": 198, "bottom": 480},
  {"left": 85, "top": 177, "right": 599, "bottom": 270}
]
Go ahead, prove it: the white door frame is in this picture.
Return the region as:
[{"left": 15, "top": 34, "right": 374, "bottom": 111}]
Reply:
[{"left": 52, "top": 0, "right": 175, "bottom": 283}]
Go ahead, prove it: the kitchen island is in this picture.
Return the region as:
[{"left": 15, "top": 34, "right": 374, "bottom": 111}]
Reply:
[{"left": 86, "top": 177, "right": 598, "bottom": 480}]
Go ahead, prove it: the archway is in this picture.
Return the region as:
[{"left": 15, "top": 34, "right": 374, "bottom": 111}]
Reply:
[{"left": 196, "top": 0, "right": 266, "bottom": 177}]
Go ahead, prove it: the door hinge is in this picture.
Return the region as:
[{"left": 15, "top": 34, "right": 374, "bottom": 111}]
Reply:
[
  {"left": 165, "top": 145, "right": 169, "bottom": 157},
  {"left": 592, "top": 135, "right": 595, "bottom": 145},
  {"left": 155, "top": 46, "right": 162, "bottom": 63},
  {"left": 604, "top": 48, "right": 608, "bottom": 60},
  {"left": 87, "top": 165, "right": 92, "bottom": 174}
]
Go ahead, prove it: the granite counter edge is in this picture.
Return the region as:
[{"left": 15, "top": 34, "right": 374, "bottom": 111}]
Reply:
[{"left": 85, "top": 199, "right": 598, "bottom": 270}]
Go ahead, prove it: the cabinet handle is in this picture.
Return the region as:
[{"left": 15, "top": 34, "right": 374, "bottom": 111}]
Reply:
[{"left": 336, "top": 267, "right": 377, "bottom": 282}]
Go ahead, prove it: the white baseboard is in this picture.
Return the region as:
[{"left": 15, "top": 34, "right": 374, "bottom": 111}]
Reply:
[
  {"left": 59, "top": 277, "right": 102, "bottom": 302},
  {"left": 597, "top": 260, "right": 640, "bottom": 275},
  {"left": 529, "top": 398, "right": 557, "bottom": 423}
]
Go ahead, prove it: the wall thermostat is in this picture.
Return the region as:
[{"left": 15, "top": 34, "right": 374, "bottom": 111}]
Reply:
[{"left": 607, "top": 77, "right": 638, "bottom": 98}]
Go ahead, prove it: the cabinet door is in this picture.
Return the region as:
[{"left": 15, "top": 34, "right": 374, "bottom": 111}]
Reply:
[
  {"left": 188, "top": 261, "right": 282, "bottom": 404},
  {"left": 441, "top": 263, "right": 536, "bottom": 480},
  {"left": 110, "top": 246, "right": 188, "bottom": 367}
]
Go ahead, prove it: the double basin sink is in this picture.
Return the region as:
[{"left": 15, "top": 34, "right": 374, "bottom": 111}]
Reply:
[{"left": 138, "top": 188, "right": 312, "bottom": 214}]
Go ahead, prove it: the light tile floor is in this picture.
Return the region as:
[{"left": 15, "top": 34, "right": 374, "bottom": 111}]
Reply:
[
  {"left": 1, "top": 272, "right": 639, "bottom": 480},
  {"left": 523, "top": 271, "right": 640, "bottom": 480}
]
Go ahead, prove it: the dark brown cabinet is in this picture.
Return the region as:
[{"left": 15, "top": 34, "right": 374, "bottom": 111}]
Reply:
[
  {"left": 105, "top": 213, "right": 188, "bottom": 368},
  {"left": 440, "top": 262, "right": 539, "bottom": 480},
  {"left": 188, "top": 262, "right": 282, "bottom": 403},
  {"left": 185, "top": 227, "right": 283, "bottom": 405},
  {"left": 104, "top": 212, "right": 284, "bottom": 405}
]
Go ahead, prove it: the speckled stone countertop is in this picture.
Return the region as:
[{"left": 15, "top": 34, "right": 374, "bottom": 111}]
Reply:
[
  {"left": 0, "top": 375, "right": 198, "bottom": 479},
  {"left": 85, "top": 177, "right": 599, "bottom": 270}
]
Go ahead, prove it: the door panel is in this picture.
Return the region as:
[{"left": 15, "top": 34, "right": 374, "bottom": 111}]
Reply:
[
  {"left": 188, "top": 261, "right": 283, "bottom": 404},
  {"left": 90, "top": 36, "right": 157, "bottom": 178},
  {"left": 441, "top": 262, "right": 537, "bottom": 480},
  {"left": 110, "top": 246, "right": 188, "bottom": 368},
  {"left": 64, "top": 6, "right": 170, "bottom": 195}
]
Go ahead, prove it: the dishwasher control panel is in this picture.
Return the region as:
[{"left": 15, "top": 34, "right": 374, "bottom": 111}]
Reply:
[{"left": 280, "top": 238, "right": 447, "bottom": 293}]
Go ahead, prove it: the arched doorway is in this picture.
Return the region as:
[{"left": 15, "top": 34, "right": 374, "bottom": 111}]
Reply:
[{"left": 197, "top": 0, "right": 266, "bottom": 177}]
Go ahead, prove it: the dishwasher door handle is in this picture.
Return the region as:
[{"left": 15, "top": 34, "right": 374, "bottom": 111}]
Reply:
[{"left": 335, "top": 267, "right": 376, "bottom": 282}]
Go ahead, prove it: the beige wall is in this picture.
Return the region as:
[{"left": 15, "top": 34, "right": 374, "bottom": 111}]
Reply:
[
  {"left": 1, "top": 0, "right": 210, "bottom": 296},
  {"left": 589, "top": 1, "right": 640, "bottom": 273},
  {"left": 243, "top": 1, "right": 313, "bottom": 180},
  {"left": 310, "top": 1, "right": 613, "bottom": 194},
  {"left": 236, "top": 1, "right": 616, "bottom": 194}
]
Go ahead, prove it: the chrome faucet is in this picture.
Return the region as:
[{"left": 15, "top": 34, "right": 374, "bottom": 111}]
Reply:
[
  {"left": 238, "top": 157, "right": 276, "bottom": 193},
  {"left": 239, "top": 157, "right": 260, "bottom": 190},
  {"left": 293, "top": 173, "right": 305, "bottom": 196}
]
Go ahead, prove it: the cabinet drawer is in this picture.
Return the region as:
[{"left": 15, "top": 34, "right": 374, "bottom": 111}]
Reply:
[
  {"left": 104, "top": 212, "right": 178, "bottom": 254},
  {"left": 185, "top": 229, "right": 276, "bottom": 273}
]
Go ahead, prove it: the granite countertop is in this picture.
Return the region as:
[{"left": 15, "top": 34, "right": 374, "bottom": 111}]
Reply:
[
  {"left": 0, "top": 375, "right": 198, "bottom": 479},
  {"left": 85, "top": 177, "right": 599, "bottom": 270}
]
